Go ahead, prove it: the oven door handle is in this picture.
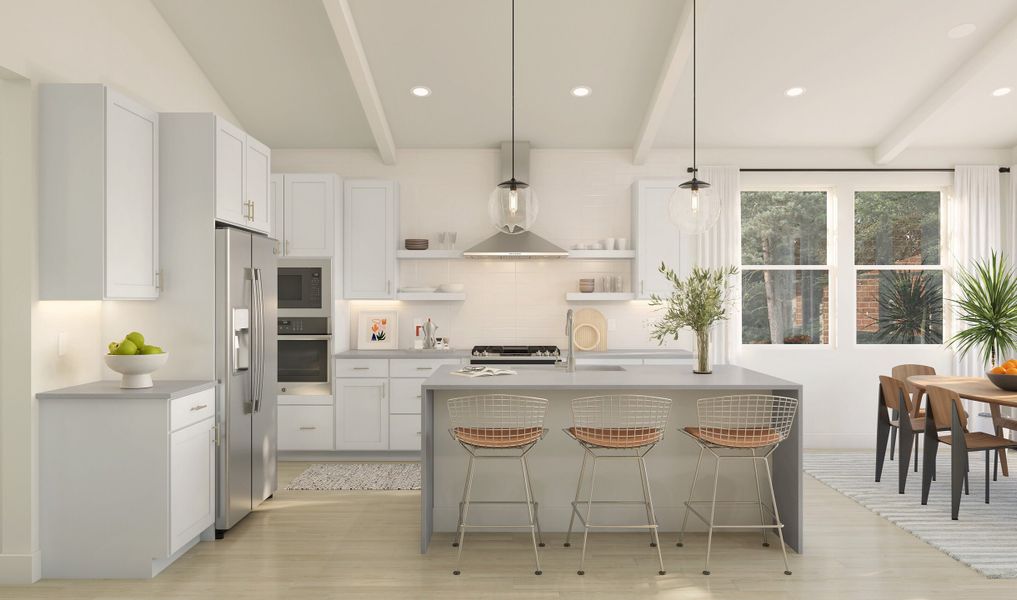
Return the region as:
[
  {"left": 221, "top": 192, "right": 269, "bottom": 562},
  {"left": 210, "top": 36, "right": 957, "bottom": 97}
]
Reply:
[{"left": 276, "top": 335, "right": 332, "bottom": 341}]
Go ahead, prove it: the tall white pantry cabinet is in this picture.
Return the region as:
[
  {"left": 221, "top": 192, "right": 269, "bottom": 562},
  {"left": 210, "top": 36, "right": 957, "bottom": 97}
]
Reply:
[{"left": 39, "top": 83, "right": 160, "bottom": 300}]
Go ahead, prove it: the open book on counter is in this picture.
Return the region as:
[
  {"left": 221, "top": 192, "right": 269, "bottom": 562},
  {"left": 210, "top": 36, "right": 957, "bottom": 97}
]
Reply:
[{"left": 450, "top": 366, "right": 518, "bottom": 378}]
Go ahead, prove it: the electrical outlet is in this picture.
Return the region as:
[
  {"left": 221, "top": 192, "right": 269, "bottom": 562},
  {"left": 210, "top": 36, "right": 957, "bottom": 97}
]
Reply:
[
  {"left": 57, "top": 332, "right": 68, "bottom": 357},
  {"left": 607, "top": 319, "right": 617, "bottom": 331}
]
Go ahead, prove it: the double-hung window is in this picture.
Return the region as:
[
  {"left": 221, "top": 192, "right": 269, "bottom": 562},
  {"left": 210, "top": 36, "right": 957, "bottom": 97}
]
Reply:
[
  {"left": 854, "top": 191, "right": 944, "bottom": 345},
  {"left": 740, "top": 190, "right": 832, "bottom": 345}
]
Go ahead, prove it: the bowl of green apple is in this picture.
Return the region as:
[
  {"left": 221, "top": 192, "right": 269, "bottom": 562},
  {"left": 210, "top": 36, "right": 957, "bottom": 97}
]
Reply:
[{"left": 104, "top": 331, "right": 168, "bottom": 388}]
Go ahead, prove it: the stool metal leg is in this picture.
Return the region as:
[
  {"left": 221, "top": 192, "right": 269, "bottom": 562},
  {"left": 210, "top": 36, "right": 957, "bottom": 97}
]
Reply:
[
  {"left": 703, "top": 454, "right": 721, "bottom": 575},
  {"left": 638, "top": 456, "right": 666, "bottom": 575},
  {"left": 522, "top": 456, "right": 545, "bottom": 548},
  {"left": 751, "top": 450, "right": 769, "bottom": 547},
  {"left": 452, "top": 455, "right": 474, "bottom": 548},
  {"left": 764, "top": 455, "right": 792, "bottom": 575},
  {"left": 452, "top": 454, "right": 478, "bottom": 575},
  {"left": 577, "top": 453, "right": 599, "bottom": 576},
  {"left": 637, "top": 452, "right": 656, "bottom": 548},
  {"left": 677, "top": 447, "right": 705, "bottom": 547},
  {"left": 519, "top": 456, "right": 543, "bottom": 575},
  {"left": 563, "top": 449, "right": 588, "bottom": 548}
]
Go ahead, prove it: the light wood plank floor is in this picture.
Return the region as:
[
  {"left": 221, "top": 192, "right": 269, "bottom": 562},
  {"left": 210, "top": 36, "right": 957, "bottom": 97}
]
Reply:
[{"left": 6, "top": 458, "right": 1017, "bottom": 599}]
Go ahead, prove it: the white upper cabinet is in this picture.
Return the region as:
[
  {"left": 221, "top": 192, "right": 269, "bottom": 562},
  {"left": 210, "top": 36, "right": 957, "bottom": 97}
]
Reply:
[
  {"left": 40, "top": 84, "right": 159, "bottom": 300},
  {"left": 161, "top": 113, "right": 271, "bottom": 236},
  {"left": 246, "top": 136, "right": 271, "bottom": 234},
  {"left": 343, "top": 179, "right": 398, "bottom": 299},
  {"left": 273, "top": 173, "right": 337, "bottom": 258},
  {"left": 632, "top": 180, "right": 691, "bottom": 299}
]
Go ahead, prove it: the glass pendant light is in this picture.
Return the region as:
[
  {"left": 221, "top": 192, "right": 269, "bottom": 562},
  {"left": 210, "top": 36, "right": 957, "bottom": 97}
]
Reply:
[
  {"left": 489, "top": 0, "right": 538, "bottom": 234},
  {"left": 669, "top": 0, "right": 719, "bottom": 235}
]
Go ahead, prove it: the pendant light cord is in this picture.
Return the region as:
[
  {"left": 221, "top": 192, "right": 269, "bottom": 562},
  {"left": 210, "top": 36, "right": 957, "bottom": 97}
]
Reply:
[
  {"left": 510, "top": 0, "right": 516, "bottom": 180},
  {"left": 691, "top": 0, "right": 696, "bottom": 173}
]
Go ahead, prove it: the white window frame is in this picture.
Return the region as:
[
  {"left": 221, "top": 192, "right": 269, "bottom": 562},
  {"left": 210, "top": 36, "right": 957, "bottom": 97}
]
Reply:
[
  {"left": 738, "top": 186, "right": 837, "bottom": 348},
  {"left": 851, "top": 187, "right": 947, "bottom": 349}
]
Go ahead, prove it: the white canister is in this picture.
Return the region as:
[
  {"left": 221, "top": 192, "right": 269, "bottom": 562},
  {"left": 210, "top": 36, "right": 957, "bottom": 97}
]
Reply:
[
  {"left": 603, "top": 238, "right": 616, "bottom": 250},
  {"left": 616, "top": 238, "right": 629, "bottom": 250}
]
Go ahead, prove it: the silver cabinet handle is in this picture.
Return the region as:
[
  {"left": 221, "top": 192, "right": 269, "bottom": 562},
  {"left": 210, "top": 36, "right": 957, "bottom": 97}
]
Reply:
[
  {"left": 640, "top": 280, "right": 644, "bottom": 295},
  {"left": 415, "top": 395, "right": 422, "bottom": 399},
  {"left": 299, "top": 426, "right": 317, "bottom": 430},
  {"left": 416, "top": 367, "right": 431, "bottom": 371},
  {"left": 353, "top": 366, "right": 370, "bottom": 370},
  {"left": 416, "top": 432, "right": 421, "bottom": 436},
  {"left": 190, "top": 404, "right": 208, "bottom": 411},
  {"left": 285, "top": 240, "right": 291, "bottom": 254},
  {"left": 381, "top": 384, "right": 386, "bottom": 399},
  {"left": 387, "top": 280, "right": 391, "bottom": 295}
]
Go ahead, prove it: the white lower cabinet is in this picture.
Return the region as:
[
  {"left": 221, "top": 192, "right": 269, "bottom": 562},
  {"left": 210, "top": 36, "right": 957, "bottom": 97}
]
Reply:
[
  {"left": 390, "top": 414, "right": 423, "bottom": 451},
  {"left": 39, "top": 384, "right": 217, "bottom": 579},
  {"left": 389, "top": 377, "right": 426, "bottom": 414},
  {"left": 278, "top": 405, "right": 335, "bottom": 450},
  {"left": 335, "top": 378, "right": 389, "bottom": 450}
]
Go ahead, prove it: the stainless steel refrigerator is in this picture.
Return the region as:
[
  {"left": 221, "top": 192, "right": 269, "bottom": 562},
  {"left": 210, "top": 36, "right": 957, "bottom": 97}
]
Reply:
[{"left": 214, "top": 227, "right": 278, "bottom": 536}]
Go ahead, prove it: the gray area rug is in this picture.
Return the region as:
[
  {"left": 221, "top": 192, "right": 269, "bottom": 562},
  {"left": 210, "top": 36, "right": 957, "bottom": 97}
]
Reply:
[
  {"left": 804, "top": 451, "right": 1017, "bottom": 578},
  {"left": 285, "top": 462, "right": 421, "bottom": 491}
]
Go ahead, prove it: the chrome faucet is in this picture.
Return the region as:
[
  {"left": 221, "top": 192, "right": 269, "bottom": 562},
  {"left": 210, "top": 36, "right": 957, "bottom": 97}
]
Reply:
[{"left": 563, "top": 308, "right": 576, "bottom": 373}]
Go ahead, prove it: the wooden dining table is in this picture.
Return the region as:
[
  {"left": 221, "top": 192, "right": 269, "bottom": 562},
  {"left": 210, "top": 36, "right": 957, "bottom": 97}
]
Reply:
[{"left": 908, "top": 375, "right": 1017, "bottom": 517}]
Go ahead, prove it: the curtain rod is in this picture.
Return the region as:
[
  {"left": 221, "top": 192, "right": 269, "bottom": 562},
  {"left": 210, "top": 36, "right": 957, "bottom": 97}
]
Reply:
[{"left": 686, "top": 167, "right": 1011, "bottom": 173}]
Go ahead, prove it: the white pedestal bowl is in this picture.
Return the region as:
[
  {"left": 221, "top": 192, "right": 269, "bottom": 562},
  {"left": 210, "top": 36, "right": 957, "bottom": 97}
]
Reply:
[{"left": 104, "top": 353, "right": 169, "bottom": 388}]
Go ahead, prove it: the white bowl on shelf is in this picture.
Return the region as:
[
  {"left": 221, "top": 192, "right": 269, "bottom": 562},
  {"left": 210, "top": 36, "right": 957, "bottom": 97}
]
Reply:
[
  {"left": 104, "top": 353, "right": 169, "bottom": 388},
  {"left": 438, "top": 283, "right": 465, "bottom": 293}
]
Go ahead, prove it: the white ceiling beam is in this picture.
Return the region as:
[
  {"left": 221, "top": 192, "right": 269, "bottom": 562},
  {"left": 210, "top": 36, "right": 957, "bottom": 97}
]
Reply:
[
  {"left": 874, "top": 13, "right": 1017, "bottom": 165},
  {"left": 321, "top": 0, "right": 396, "bottom": 165},
  {"left": 631, "top": 0, "right": 694, "bottom": 165}
]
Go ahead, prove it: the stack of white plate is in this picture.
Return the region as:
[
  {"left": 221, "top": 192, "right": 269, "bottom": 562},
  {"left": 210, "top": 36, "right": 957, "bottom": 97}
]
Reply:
[{"left": 405, "top": 238, "right": 429, "bottom": 250}]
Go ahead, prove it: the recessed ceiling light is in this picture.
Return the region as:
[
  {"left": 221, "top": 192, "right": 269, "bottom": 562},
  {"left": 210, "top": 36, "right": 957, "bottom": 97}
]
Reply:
[
  {"left": 784, "top": 87, "right": 805, "bottom": 97},
  {"left": 992, "top": 87, "right": 1012, "bottom": 97},
  {"left": 410, "top": 86, "right": 431, "bottom": 97},
  {"left": 570, "top": 86, "right": 592, "bottom": 98},
  {"left": 947, "top": 23, "right": 976, "bottom": 39}
]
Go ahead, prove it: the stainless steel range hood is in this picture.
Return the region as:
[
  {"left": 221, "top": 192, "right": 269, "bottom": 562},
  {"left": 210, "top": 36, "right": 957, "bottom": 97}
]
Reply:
[{"left": 463, "top": 141, "right": 568, "bottom": 259}]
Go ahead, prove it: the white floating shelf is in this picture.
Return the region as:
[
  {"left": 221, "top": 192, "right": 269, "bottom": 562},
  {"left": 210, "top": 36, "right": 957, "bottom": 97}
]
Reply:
[
  {"left": 396, "top": 250, "right": 463, "bottom": 259},
  {"left": 567, "top": 250, "right": 635, "bottom": 260},
  {"left": 565, "top": 292, "right": 637, "bottom": 302},
  {"left": 396, "top": 292, "right": 467, "bottom": 301}
]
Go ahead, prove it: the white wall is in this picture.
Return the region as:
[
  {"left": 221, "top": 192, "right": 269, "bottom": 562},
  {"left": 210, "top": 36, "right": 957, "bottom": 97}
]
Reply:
[
  {"left": 274, "top": 147, "right": 1012, "bottom": 452},
  {"left": 0, "top": 0, "right": 237, "bottom": 583}
]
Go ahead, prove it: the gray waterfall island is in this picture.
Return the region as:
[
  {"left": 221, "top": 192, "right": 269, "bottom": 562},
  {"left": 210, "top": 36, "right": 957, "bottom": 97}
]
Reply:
[{"left": 419, "top": 364, "right": 803, "bottom": 554}]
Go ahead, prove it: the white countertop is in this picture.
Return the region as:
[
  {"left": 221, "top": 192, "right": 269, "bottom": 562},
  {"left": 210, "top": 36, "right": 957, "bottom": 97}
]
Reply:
[
  {"left": 422, "top": 364, "right": 800, "bottom": 392},
  {"left": 335, "top": 348, "right": 693, "bottom": 360},
  {"left": 37, "top": 380, "right": 217, "bottom": 400}
]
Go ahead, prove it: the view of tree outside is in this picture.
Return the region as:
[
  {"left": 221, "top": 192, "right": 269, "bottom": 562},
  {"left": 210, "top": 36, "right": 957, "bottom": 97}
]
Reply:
[
  {"left": 854, "top": 191, "right": 943, "bottom": 344},
  {"left": 741, "top": 191, "right": 830, "bottom": 344}
]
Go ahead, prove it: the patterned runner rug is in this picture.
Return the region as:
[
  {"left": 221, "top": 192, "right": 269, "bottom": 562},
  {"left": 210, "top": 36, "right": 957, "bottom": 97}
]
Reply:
[{"left": 286, "top": 462, "right": 421, "bottom": 491}]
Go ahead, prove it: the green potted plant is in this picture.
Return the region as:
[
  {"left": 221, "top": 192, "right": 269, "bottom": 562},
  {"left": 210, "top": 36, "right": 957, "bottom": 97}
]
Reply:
[
  {"left": 948, "top": 250, "right": 1017, "bottom": 369},
  {"left": 649, "top": 263, "right": 738, "bottom": 374}
]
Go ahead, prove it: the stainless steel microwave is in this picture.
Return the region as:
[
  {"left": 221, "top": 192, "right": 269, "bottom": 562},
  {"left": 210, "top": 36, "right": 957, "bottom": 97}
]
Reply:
[{"left": 278, "top": 260, "right": 329, "bottom": 311}]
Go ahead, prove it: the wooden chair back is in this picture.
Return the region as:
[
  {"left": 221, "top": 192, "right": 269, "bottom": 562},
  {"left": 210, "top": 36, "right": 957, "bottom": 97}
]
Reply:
[
  {"left": 879, "top": 376, "right": 915, "bottom": 414},
  {"left": 924, "top": 385, "right": 967, "bottom": 432},
  {"left": 891, "top": 364, "right": 936, "bottom": 409}
]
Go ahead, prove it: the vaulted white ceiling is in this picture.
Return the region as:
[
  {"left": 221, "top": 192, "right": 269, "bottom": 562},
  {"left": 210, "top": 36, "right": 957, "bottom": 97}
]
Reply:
[{"left": 153, "top": 0, "right": 1017, "bottom": 161}]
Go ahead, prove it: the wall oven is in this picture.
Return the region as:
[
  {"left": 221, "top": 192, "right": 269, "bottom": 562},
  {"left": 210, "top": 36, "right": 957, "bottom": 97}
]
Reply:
[
  {"left": 277, "top": 316, "right": 331, "bottom": 397},
  {"left": 277, "top": 259, "right": 330, "bottom": 311}
]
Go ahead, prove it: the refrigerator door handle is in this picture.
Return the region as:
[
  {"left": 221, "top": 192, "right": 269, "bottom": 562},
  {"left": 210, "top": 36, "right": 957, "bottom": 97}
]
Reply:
[
  {"left": 253, "top": 267, "right": 266, "bottom": 413},
  {"left": 249, "top": 269, "right": 260, "bottom": 414}
]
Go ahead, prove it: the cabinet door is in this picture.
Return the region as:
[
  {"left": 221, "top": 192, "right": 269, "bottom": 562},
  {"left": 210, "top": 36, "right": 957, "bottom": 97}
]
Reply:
[
  {"left": 105, "top": 90, "right": 159, "bottom": 299},
  {"left": 246, "top": 135, "right": 271, "bottom": 234},
  {"left": 389, "top": 377, "right": 425, "bottom": 414},
  {"left": 633, "top": 181, "right": 691, "bottom": 299},
  {"left": 170, "top": 417, "right": 215, "bottom": 554},
  {"left": 335, "top": 378, "right": 389, "bottom": 450},
  {"left": 284, "top": 174, "right": 335, "bottom": 257},
  {"left": 214, "top": 117, "right": 247, "bottom": 227},
  {"left": 343, "top": 180, "right": 397, "bottom": 299},
  {"left": 389, "top": 414, "right": 422, "bottom": 451}
]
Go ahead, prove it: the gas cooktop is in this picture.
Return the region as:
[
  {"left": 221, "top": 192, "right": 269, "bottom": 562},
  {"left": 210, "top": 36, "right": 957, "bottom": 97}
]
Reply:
[{"left": 470, "top": 345, "right": 561, "bottom": 364}]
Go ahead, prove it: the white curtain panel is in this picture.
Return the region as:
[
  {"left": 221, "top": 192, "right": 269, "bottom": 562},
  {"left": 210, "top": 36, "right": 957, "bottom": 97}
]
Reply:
[
  {"left": 1005, "top": 168, "right": 1017, "bottom": 264},
  {"left": 696, "top": 165, "right": 741, "bottom": 365},
  {"left": 949, "top": 165, "right": 1001, "bottom": 378}
]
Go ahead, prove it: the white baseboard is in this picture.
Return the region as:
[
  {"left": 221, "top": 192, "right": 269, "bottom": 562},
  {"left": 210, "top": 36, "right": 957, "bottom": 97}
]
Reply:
[{"left": 0, "top": 551, "right": 41, "bottom": 584}]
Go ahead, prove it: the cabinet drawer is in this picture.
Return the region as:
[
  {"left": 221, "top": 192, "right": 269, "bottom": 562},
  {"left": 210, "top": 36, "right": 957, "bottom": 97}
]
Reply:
[
  {"left": 278, "top": 405, "right": 334, "bottom": 451},
  {"left": 390, "top": 378, "right": 425, "bottom": 414},
  {"left": 390, "top": 414, "right": 422, "bottom": 451},
  {"left": 389, "top": 358, "right": 460, "bottom": 378},
  {"left": 335, "top": 358, "right": 389, "bottom": 378},
  {"left": 171, "top": 388, "right": 215, "bottom": 432}
]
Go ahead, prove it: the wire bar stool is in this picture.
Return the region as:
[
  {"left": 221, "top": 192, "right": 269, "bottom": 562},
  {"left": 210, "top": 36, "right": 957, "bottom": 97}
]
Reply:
[
  {"left": 447, "top": 394, "right": 549, "bottom": 576},
  {"left": 677, "top": 394, "right": 798, "bottom": 576},
  {"left": 562, "top": 395, "right": 672, "bottom": 576}
]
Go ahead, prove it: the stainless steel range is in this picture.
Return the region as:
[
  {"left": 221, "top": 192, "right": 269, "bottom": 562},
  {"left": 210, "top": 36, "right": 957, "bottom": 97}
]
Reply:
[{"left": 470, "top": 345, "right": 561, "bottom": 365}]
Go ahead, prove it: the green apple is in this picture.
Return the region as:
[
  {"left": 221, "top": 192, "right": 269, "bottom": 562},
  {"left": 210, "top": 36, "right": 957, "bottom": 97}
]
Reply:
[
  {"left": 114, "top": 339, "right": 139, "bottom": 355},
  {"left": 108, "top": 341, "right": 120, "bottom": 354},
  {"left": 139, "top": 345, "right": 164, "bottom": 355},
  {"left": 125, "top": 331, "right": 145, "bottom": 347}
]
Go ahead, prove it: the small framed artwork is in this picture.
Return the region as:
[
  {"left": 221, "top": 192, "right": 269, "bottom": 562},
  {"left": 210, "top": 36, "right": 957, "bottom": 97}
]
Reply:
[{"left": 357, "top": 311, "right": 399, "bottom": 350}]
